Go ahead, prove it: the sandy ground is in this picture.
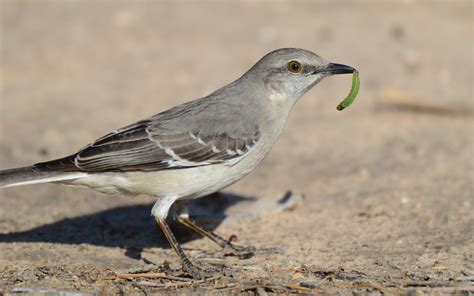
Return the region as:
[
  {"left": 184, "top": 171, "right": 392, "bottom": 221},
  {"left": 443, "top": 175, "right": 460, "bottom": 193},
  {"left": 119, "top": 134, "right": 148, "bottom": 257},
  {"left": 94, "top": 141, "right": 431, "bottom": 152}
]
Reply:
[{"left": 0, "top": 1, "right": 473, "bottom": 295}]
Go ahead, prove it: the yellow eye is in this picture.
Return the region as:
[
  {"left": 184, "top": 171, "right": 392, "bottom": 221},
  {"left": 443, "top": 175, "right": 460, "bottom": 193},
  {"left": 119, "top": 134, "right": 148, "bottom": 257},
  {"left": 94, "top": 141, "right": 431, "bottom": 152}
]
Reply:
[{"left": 288, "top": 60, "right": 303, "bottom": 73}]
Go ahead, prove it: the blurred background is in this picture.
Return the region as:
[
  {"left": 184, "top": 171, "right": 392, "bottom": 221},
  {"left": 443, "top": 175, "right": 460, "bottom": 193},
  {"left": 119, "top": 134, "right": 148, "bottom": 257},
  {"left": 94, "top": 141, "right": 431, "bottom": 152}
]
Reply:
[{"left": 0, "top": 1, "right": 472, "bottom": 294}]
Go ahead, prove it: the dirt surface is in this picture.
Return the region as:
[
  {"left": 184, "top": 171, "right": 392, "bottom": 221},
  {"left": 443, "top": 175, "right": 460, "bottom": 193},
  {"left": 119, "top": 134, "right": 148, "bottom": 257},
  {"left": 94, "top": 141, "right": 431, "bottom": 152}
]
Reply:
[{"left": 0, "top": 1, "right": 473, "bottom": 295}]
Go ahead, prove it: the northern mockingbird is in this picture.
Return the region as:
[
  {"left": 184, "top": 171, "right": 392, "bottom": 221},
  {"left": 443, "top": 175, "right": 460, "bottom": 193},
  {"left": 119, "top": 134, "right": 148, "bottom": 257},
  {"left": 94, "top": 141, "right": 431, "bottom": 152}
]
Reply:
[{"left": 0, "top": 48, "right": 355, "bottom": 278}]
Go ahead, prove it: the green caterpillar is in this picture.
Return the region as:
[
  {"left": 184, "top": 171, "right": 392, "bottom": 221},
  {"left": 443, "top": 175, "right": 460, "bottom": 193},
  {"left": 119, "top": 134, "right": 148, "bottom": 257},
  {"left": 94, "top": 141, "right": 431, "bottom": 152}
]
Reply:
[{"left": 337, "top": 70, "right": 360, "bottom": 111}]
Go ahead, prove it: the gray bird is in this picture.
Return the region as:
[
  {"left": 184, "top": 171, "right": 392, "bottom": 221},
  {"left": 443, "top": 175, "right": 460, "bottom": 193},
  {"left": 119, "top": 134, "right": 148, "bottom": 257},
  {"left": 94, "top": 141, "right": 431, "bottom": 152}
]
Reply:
[{"left": 0, "top": 48, "right": 355, "bottom": 278}]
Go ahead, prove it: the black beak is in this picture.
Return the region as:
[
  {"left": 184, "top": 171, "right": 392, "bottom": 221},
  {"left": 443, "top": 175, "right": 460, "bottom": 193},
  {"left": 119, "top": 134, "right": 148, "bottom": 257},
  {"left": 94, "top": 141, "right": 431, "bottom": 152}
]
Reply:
[{"left": 320, "top": 63, "right": 355, "bottom": 75}]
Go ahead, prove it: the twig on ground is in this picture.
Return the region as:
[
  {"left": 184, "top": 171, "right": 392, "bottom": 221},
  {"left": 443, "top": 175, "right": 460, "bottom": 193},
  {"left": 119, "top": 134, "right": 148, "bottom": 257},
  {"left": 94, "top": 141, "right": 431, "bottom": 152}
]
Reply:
[
  {"left": 132, "top": 275, "right": 222, "bottom": 289},
  {"left": 284, "top": 284, "right": 312, "bottom": 292}
]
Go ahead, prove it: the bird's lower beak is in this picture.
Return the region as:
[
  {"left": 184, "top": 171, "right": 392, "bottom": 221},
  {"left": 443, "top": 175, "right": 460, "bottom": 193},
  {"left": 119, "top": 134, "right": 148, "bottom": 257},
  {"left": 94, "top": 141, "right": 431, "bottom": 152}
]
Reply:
[{"left": 321, "top": 63, "right": 355, "bottom": 75}]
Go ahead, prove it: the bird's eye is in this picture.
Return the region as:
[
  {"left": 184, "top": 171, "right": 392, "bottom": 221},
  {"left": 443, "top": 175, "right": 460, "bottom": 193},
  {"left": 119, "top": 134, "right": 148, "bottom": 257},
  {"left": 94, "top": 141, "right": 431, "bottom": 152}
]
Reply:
[{"left": 287, "top": 60, "right": 303, "bottom": 74}]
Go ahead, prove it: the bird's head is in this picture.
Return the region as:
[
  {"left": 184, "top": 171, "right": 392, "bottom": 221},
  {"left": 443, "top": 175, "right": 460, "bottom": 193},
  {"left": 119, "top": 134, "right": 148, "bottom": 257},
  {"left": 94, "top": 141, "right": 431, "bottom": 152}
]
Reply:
[{"left": 249, "top": 48, "right": 355, "bottom": 102}]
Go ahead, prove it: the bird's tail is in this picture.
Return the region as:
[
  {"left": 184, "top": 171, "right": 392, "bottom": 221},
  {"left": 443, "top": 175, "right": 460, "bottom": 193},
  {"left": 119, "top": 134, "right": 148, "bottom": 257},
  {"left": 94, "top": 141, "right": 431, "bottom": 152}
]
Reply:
[{"left": 0, "top": 166, "right": 85, "bottom": 188}]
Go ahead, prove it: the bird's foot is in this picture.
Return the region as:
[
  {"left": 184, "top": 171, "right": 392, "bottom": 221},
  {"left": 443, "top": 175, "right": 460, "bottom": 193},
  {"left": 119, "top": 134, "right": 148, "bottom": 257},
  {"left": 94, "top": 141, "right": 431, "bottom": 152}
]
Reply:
[
  {"left": 222, "top": 243, "right": 284, "bottom": 259},
  {"left": 222, "top": 243, "right": 256, "bottom": 259}
]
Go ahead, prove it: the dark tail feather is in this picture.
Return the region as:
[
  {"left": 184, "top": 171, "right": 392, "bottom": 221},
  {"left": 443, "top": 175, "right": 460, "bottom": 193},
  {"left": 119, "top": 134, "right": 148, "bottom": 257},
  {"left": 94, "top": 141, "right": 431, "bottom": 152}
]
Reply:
[{"left": 0, "top": 166, "right": 85, "bottom": 188}]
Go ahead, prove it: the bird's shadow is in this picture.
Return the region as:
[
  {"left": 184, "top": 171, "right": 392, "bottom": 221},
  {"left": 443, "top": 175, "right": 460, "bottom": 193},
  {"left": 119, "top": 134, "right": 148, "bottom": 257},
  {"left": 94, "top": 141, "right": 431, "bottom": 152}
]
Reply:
[{"left": 0, "top": 192, "right": 255, "bottom": 260}]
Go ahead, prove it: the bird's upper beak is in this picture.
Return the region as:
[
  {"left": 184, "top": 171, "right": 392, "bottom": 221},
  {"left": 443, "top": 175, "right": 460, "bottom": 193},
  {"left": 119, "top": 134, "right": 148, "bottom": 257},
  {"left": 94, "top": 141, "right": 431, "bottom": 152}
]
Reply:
[{"left": 319, "top": 63, "right": 355, "bottom": 75}]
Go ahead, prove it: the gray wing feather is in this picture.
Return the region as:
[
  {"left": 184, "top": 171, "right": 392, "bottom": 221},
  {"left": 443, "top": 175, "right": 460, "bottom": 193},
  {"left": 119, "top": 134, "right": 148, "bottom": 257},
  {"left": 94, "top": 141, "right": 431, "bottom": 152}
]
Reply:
[{"left": 37, "top": 97, "right": 261, "bottom": 172}]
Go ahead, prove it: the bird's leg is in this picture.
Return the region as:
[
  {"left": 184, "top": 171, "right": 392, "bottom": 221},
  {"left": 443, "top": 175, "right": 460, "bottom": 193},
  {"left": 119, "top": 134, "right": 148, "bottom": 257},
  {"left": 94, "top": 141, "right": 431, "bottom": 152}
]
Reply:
[
  {"left": 176, "top": 215, "right": 258, "bottom": 258},
  {"left": 172, "top": 201, "right": 277, "bottom": 259},
  {"left": 154, "top": 217, "right": 226, "bottom": 279}
]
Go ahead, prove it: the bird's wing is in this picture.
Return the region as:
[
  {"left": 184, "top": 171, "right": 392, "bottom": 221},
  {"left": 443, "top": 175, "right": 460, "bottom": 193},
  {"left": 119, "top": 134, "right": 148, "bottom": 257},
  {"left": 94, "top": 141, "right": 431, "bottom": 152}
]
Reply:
[{"left": 35, "top": 101, "right": 260, "bottom": 172}]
